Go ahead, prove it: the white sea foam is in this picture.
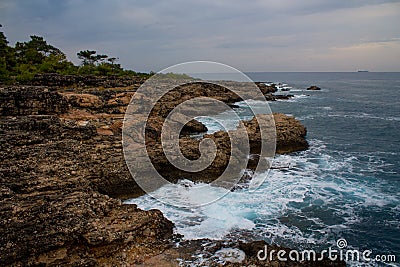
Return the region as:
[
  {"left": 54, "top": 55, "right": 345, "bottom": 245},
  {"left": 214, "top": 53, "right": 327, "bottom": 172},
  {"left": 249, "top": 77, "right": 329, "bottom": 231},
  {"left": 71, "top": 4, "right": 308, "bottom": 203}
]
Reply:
[
  {"left": 288, "top": 94, "right": 309, "bottom": 101},
  {"left": 126, "top": 181, "right": 256, "bottom": 240},
  {"left": 326, "top": 111, "right": 400, "bottom": 121},
  {"left": 195, "top": 110, "right": 241, "bottom": 134},
  {"left": 126, "top": 139, "right": 399, "bottom": 245},
  {"left": 264, "top": 82, "right": 294, "bottom": 92},
  {"left": 298, "top": 110, "right": 400, "bottom": 122}
]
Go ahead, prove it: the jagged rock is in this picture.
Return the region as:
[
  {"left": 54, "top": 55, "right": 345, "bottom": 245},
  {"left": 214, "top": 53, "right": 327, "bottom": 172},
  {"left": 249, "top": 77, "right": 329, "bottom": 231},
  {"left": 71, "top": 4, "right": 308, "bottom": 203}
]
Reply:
[
  {"left": 255, "top": 82, "right": 277, "bottom": 94},
  {"left": 244, "top": 113, "right": 308, "bottom": 154},
  {"left": 0, "top": 86, "right": 69, "bottom": 115}
]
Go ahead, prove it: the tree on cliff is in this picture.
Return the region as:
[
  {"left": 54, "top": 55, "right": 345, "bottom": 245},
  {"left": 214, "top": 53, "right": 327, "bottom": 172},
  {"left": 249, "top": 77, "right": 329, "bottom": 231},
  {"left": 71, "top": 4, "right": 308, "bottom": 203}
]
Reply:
[
  {"left": 77, "top": 50, "right": 109, "bottom": 66},
  {"left": 77, "top": 50, "right": 96, "bottom": 65},
  {"left": 15, "top": 36, "right": 62, "bottom": 64},
  {"left": 0, "top": 25, "right": 9, "bottom": 79},
  {"left": 77, "top": 50, "right": 124, "bottom": 75},
  {"left": 11, "top": 35, "right": 76, "bottom": 81},
  {"left": 0, "top": 25, "right": 9, "bottom": 59},
  {"left": 0, "top": 25, "right": 15, "bottom": 81},
  {"left": 0, "top": 26, "right": 149, "bottom": 84}
]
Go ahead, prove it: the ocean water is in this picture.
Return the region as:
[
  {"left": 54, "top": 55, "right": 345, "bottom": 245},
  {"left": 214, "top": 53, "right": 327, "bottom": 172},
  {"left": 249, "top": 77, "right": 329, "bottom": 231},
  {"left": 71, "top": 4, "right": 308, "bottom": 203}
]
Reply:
[{"left": 126, "top": 72, "right": 400, "bottom": 265}]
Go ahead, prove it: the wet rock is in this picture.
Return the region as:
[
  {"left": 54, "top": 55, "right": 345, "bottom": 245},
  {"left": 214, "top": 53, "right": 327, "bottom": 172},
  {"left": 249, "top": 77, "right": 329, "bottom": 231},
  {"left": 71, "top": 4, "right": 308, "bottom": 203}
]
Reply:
[
  {"left": 181, "top": 119, "right": 208, "bottom": 135},
  {"left": 255, "top": 82, "right": 278, "bottom": 94},
  {"left": 272, "top": 94, "right": 294, "bottom": 100},
  {"left": 274, "top": 113, "right": 309, "bottom": 154},
  {"left": 243, "top": 113, "right": 308, "bottom": 154},
  {"left": 142, "top": 239, "right": 346, "bottom": 267},
  {"left": 233, "top": 240, "right": 346, "bottom": 267},
  {"left": 307, "top": 85, "right": 321, "bottom": 90}
]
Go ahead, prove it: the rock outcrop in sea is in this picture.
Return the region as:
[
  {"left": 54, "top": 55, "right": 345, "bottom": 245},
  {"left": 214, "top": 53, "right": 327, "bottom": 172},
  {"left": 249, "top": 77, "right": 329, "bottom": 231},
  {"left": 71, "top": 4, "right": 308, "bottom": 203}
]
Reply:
[{"left": 307, "top": 85, "right": 321, "bottom": 90}]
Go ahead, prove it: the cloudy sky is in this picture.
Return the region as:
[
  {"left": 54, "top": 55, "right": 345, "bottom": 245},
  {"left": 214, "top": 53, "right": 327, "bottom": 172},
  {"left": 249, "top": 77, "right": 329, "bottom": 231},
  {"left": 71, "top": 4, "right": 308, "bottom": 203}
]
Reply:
[{"left": 1, "top": 0, "right": 399, "bottom": 72}]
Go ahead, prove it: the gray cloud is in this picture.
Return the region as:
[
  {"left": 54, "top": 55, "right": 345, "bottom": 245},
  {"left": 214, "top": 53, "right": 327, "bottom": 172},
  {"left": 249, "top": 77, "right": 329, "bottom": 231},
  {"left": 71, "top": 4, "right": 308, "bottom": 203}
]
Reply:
[{"left": 1, "top": 0, "right": 399, "bottom": 71}]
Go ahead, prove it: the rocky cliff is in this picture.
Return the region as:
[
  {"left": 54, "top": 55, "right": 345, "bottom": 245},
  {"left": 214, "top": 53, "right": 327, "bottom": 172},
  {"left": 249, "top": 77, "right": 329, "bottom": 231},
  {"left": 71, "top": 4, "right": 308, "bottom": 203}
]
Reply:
[
  {"left": 0, "top": 110, "right": 173, "bottom": 266},
  {"left": 0, "top": 77, "right": 316, "bottom": 266}
]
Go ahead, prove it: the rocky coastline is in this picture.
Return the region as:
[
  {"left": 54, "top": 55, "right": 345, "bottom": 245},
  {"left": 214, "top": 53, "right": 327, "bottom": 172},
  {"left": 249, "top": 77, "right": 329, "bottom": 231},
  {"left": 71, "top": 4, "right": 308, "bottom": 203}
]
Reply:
[{"left": 0, "top": 74, "right": 342, "bottom": 266}]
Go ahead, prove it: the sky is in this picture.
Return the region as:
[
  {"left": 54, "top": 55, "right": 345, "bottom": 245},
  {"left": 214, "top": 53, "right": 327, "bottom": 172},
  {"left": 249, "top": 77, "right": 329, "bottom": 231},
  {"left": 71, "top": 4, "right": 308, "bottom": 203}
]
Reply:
[{"left": 1, "top": 0, "right": 400, "bottom": 72}]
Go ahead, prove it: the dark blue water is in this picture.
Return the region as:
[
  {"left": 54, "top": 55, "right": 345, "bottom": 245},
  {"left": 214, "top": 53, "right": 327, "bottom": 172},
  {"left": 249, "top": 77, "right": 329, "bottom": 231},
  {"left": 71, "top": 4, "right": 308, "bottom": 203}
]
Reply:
[{"left": 247, "top": 72, "right": 400, "bottom": 259}]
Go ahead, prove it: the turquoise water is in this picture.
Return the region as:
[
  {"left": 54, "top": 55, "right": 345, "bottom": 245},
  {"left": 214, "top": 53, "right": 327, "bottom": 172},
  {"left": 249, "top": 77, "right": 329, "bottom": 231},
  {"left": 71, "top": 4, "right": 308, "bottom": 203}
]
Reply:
[{"left": 127, "top": 72, "right": 400, "bottom": 265}]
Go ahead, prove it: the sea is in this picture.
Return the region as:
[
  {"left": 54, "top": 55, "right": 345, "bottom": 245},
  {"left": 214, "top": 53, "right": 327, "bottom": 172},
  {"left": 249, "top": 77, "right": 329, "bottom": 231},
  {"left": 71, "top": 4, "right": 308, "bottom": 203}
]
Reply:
[{"left": 126, "top": 72, "right": 400, "bottom": 266}]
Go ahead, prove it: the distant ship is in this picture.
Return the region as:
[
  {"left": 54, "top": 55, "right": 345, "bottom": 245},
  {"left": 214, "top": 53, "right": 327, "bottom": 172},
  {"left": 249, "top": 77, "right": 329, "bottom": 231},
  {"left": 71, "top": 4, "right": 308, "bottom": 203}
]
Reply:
[{"left": 357, "top": 70, "right": 369, "bottom": 72}]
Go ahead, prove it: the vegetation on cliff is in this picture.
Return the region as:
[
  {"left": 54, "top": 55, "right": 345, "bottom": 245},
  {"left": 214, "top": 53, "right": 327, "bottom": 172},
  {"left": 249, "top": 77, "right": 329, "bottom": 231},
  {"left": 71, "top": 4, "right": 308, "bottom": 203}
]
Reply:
[{"left": 0, "top": 25, "right": 152, "bottom": 84}]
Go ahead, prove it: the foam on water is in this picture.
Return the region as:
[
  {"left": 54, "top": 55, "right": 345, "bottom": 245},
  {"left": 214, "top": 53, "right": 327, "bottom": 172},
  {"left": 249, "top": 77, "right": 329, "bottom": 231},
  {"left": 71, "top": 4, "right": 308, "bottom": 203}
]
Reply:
[
  {"left": 195, "top": 111, "right": 240, "bottom": 134},
  {"left": 297, "top": 110, "right": 400, "bottom": 122},
  {"left": 283, "top": 94, "right": 309, "bottom": 102},
  {"left": 195, "top": 99, "right": 273, "bottom": 134},
  {"left": 126, "top": 139, "right": 399, "bottom": 250},
  {"left": 126, "top": 180, "right": 256, "bottom": 240},
  {"left": 325, "top": 111, "right": 400, "bottom": 121}
]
